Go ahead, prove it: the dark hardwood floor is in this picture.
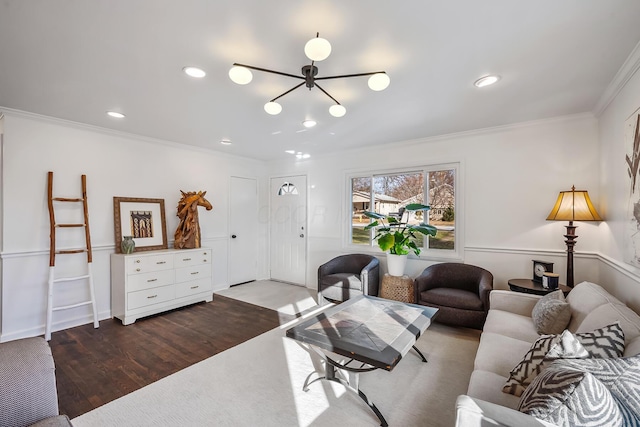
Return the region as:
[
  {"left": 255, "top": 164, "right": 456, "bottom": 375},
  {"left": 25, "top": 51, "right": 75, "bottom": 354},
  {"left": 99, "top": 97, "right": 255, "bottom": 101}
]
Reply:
[{"left": 49, "top": 294, "right": 292, "bottom": 419}]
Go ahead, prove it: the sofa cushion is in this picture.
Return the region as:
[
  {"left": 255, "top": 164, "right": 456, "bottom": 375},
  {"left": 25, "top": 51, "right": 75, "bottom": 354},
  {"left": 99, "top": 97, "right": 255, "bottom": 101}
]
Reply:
[
  {"left": 468, "top": 370, "right": 522, "bottom": 410},
  {"left": 574, "top": 322, "right": 625, "bottom": 358},
  {"left": 531, "top": 290, "right": 571, "bottom": 335},
  {"left": 483, "top": 309, "right": 540, "bottom": 343},
  {"left": 419, "top": 288, "right": 484, "bottom": 311},
  {"left": 518, "top": 355, "right": 640, "bottom": 425},
  {"left": 576, "top": 302, "right": 640, "bottom": 346},
  {"left": 474, "top": 332, "right": 534, "bottom": 377},
  {"left": 565, "top": 281, "right": 623, "bottom": 332},
  {"left": 502, "top": 330, "right": 590, "bottom": 396}
]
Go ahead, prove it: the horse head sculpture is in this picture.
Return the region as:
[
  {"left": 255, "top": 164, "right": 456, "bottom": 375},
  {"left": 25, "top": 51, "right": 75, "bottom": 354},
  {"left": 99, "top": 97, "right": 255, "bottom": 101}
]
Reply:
[{"left": 174, "top": 190, "right": 212, "bottom": 249}]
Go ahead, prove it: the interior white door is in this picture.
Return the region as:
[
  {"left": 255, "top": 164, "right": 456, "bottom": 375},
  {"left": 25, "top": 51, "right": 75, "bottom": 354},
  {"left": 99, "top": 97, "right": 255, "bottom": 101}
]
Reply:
[
  {"left": 228, "top": 176, "right": 258, "bottom": 285},
  {"left": 270, "top": 175, "right": 307, "bottom": 285}
]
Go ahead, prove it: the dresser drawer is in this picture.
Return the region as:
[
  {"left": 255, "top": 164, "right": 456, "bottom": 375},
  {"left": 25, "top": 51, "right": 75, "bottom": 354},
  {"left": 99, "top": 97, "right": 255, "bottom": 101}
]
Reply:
[
  {"left": 175, "top": 264, "right": 211, "bottom": 283},
  {"left": 127, "top": 254, "right": 174, "bottom": 273},
  {"left": 127, "top": 269, "right": 174, "bottom": 292},
  {"left": 127, "top": 284, "right": 174, "bottom": 310},
  {"left": 175, "top": 278, "right": 212, "bottom": 299},
  {"left": 174, "top": 250, "right": 211, "bottom": 268}
]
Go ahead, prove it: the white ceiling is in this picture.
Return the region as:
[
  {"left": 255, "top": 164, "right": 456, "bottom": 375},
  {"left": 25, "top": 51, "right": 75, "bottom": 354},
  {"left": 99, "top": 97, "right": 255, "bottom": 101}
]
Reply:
[{"left": 1, "top": 1, "right": 640, "bottom": 161}]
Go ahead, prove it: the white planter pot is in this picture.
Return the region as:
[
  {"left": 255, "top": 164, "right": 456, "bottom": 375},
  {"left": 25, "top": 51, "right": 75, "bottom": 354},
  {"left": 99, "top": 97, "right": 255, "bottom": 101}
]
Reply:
[{"left": 387, "top": 253, "right": 408, "bottom": 277}]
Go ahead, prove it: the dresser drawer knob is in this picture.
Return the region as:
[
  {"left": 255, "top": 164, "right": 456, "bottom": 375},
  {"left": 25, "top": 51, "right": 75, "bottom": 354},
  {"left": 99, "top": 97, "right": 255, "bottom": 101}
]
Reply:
[
  {"left": 135, "top": 260, "right": 141, "bottom": 263},
  {"left": 147, "top": 278, "right": 157, "bottom": 282},
  {"left": 156, "top": 261, "right": 166, "bottom": 265},
  {"left": 190, "top": 271, "right": 199, "bottom": 275},
  {"left": 190, "top": 285, "right": 199, "bottom": 289},
  {"left": 183, "top": 258, "right": 192, "bottom": 261},
  {"left": 136, "top": 268, "right": 141, "bottom": 272},
  {"left": 147, "top": 294, "right": 158, "bottom": 299}
]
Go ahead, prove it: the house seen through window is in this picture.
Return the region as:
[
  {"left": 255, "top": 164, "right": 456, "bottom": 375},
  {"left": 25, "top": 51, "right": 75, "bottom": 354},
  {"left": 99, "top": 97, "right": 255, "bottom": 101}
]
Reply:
[{"left": 350, "top": 167, "right": 456, "bottom": 253}]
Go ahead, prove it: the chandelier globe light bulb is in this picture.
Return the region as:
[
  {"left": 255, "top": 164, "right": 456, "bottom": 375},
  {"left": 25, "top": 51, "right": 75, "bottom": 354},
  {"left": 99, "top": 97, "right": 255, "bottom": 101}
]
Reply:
[
  {"left": 229, "top": 66, "right": 253, "bottom": 85},
  {"left": 264, "top": 101, "right": 282, "bottom": 115},
  {"left": 368, "top": 73, "right": 390, "bottom": 91},
  {"left": 304, "top": 37, "right": 332, "bottom": 61},
  {"left": 329, "top": 104, "right": 346, "bottom": 117}
]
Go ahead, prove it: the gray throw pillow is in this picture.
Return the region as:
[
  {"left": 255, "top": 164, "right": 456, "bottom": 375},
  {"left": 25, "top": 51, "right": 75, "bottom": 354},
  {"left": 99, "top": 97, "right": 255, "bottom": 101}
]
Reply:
[
  {"left": 518, "top": 362, "right": 624, "bottom": 425},
  {"left": 575, "top": 322, "right": 625, "bottom": 358},
  {"left": 518, "top": 355, "right": 640, "bottom": 425},
  {"left": 502, "top": 329, "right": 590, "bottom": 396},
  {"left": 532, "top": 290, "right": 571, "bottom": 335}
]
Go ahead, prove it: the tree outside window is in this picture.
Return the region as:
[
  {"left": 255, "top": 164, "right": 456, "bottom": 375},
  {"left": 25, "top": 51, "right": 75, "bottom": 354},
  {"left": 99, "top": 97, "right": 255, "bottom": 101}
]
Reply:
[{"left": 350, "top": 167, "right": 456, "bottom": 252}]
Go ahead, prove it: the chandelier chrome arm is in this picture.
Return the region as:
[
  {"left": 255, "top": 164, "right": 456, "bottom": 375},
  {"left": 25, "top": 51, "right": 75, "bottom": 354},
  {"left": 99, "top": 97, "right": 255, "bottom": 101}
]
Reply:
[
  {"left": 269, "top": 81, "right": 306, "bottom": 103},
  {"left": 232, "top": 63, "right": 303, "bottom": 80},
  {"left": 313, "top": 82, "right": 340, "bottom": 105},
  {"left": 315, "top": 71, "right": 387, "bottom": 81}
]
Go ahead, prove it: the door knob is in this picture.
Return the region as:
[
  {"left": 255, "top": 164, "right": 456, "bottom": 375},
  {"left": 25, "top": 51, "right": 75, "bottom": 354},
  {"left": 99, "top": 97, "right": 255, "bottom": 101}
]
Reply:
[
  {"left": 300, "top": 234, "right": 304, "bottom": 238},
  {"left": 231, "top": 234, "right": 237, "bottom": 238}
]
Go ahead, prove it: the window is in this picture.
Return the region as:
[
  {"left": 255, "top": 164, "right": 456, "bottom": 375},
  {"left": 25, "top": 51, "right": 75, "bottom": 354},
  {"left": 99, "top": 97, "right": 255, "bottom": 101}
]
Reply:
[
  {"left": 277, "top": 182, "right": 299, "bottom": 195},
  {"left": 349, "top": 164, "right": 458, "bottom": 256}
]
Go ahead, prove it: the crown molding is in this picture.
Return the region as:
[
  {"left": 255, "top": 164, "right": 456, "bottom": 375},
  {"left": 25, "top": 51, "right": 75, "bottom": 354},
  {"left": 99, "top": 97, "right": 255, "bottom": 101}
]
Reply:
[
  {"left": 593, "top": 39, "right": 640, "bottom": 117},
  {"left": 0, "top": 106, "right": 263, "bottom": 165}
]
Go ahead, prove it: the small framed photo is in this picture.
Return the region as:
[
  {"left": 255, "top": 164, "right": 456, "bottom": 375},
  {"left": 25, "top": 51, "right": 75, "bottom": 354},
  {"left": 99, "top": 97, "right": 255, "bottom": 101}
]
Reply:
[{"left": 113, "top": 197, "right": 168, "bottom": 253}]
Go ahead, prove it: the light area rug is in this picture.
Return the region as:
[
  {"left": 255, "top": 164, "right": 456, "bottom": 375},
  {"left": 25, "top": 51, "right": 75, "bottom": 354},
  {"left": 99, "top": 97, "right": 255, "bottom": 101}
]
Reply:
[
  {"left": 215, "top": 280, "right": 319, "bottom": 318},
  {"left": 72, "top": 308, "right": 480, "bottom": 427}
]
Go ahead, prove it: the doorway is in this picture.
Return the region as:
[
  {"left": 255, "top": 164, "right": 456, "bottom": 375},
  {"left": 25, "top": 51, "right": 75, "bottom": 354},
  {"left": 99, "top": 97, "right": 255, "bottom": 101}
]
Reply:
[
  {"left": 270, "top": 175, "right": 307, "bottom": 285},
  {"left": 228, "top": 176, "right": 258, "bottom": 285}
]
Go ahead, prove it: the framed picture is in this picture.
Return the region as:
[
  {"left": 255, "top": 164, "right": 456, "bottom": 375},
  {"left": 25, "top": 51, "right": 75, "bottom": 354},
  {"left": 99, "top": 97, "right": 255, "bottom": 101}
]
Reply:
[{"left": 113, "top": 197, "right": 168, "bottom": 253}]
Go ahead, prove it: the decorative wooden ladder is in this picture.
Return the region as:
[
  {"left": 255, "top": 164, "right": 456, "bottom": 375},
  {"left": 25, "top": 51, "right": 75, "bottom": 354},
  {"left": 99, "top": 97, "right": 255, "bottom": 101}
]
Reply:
[{"left": 45, "top": 171, "right": 99, "bottom": 341}]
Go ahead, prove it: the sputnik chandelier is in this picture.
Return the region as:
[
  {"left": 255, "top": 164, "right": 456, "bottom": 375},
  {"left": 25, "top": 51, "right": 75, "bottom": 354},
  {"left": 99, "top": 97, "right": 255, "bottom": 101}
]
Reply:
[{"left": 228, "top": 33, "right": 390, "bottom": 118}]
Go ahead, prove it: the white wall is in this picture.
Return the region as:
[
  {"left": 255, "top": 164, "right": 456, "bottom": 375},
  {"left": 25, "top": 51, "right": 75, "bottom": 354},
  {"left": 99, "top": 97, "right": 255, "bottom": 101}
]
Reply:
[
  {"left": 597, "top": 48, "right": 640, "bottom": 311},
  {"left": 0, "top": 111, "right": 268, "bottom": 341},
  {"left": 267, "top": 114, "right": 602, "bottom": 294}
]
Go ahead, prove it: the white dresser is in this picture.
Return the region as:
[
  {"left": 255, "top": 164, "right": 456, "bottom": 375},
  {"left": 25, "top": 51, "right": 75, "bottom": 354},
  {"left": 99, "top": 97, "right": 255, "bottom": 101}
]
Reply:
[{"left": 111, "top": 248, "right": 213, "bottom": 325}]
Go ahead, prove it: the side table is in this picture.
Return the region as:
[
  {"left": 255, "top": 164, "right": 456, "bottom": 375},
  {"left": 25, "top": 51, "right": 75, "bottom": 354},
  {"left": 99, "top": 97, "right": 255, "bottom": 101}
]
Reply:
[
  {"left": 379, "top": 273, "right": 415, "bottom": 303},
  {"left": 508, "top": 278, "right": 571, "bottom": 297}
]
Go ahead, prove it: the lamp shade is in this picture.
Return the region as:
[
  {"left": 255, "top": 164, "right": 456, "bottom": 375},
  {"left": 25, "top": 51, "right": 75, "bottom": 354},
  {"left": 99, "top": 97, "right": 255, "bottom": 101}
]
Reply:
[
  {"left": 368, "top": 73, "right": 390, "bottom": 91},
  {"left": 546, "top": 186, "right": 602, "bottom": 222},
  {"left": 304, "top": 37, "right": 331, "bottom": 61},
  {"left": 329, "top": 104, "right": 346, "bottom": 117},
  {"left": 264, "top": 101, "right": 282, "bottom": 115},
  {"left": 229, "top": 66, "right": 253, "bottom": 85}
]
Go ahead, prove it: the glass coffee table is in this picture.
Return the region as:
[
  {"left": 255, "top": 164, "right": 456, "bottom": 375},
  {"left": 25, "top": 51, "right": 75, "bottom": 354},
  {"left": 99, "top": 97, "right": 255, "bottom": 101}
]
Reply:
[{"left": 286, "top": 295, "right": 438, "bottom": 426}]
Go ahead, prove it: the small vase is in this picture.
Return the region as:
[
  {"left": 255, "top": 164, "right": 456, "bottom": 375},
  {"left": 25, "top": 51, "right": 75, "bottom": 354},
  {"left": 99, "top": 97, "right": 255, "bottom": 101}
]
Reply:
[
  {"left": 387, "top": 253, "right": 408, "bottom": 276},
  {"left": 121, "top": 236, "right": 135, "bottom": 254}
]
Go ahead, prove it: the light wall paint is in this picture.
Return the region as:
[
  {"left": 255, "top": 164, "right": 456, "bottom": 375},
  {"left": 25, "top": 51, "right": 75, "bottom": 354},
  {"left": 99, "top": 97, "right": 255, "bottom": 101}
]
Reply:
[
  {"left": 1, "top": 63, "right": 639, "bottom": 341},
  {"left": 0, "top": 113, "right": 268, "bottom": 341},
  {"left": 267, "top": 114, "right": 602, "bottom": 293}
]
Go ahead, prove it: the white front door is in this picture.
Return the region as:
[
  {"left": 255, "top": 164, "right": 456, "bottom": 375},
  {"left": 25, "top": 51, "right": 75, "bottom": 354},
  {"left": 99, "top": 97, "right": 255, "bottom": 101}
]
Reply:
[
  {"left": 228, "top": 176, "right": 258, "bottom": 285},
  {"left": 270, "top": 175, "right": 307, "bottom": 285}
]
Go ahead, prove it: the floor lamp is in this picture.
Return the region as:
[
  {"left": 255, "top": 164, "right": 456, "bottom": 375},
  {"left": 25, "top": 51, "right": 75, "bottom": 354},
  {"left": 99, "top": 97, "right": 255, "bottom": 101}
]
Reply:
[{"left": 546, "top": 186, "right": 602, "bottom": 287}]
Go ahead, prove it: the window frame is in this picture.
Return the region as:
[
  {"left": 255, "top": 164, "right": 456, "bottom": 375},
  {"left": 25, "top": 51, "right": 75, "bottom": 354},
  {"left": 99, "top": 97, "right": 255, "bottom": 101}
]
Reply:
[{"left": 345, "top": 162, "right": 463, "bottom": 261}]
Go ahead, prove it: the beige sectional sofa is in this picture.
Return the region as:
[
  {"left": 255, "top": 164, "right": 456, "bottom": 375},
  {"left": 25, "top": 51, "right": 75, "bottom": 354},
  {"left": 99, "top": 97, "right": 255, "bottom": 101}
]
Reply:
[{"left": 455, "top": 281, "right": 640, "bottom": 426}]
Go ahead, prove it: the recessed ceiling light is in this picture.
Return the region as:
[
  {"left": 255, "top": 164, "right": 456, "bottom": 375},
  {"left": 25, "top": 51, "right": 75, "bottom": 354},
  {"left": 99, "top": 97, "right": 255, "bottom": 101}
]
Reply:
[
  {"left": 220, "top": 139, "right": 232, "bottom": 145},
  {"left": 183, "top": 66, "right": 206, "bottom": 78},
  {"left": 302, "top": 119, "right": 317, "bottom": 128},
  {"left": 106, "top": 111, "right": 125, "bottom": 118},
  {"left": 474, "top": 75, "right": 501, "bottom": 88}
]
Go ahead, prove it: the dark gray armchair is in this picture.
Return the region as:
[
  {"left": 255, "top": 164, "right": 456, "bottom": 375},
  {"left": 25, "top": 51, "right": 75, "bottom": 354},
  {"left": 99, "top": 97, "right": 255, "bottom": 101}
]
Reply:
[
  {"left": 317, "top": 254, "right": 380, "bottom": 305},
  {"left": 414, "top": 262, "right": 493, "bottom": 330}
]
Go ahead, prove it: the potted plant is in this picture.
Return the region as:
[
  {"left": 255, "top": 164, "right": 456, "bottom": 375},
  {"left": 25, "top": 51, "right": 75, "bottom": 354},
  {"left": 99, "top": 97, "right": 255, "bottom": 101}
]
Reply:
[{"left": 363, "top": 204, "right": 437, "bottom": 276}]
